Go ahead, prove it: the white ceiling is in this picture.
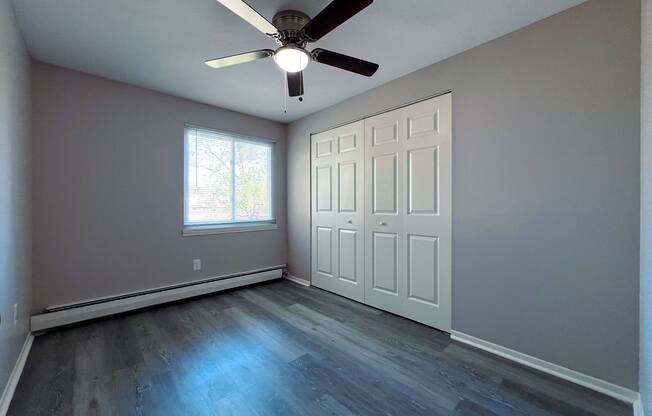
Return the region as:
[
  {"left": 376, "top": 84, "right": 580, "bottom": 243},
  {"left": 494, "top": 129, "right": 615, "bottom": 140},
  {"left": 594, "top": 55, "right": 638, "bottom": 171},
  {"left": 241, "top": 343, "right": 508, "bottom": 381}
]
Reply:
[{"left": 12, "top": 0, "right": 586, "bottom": 122}]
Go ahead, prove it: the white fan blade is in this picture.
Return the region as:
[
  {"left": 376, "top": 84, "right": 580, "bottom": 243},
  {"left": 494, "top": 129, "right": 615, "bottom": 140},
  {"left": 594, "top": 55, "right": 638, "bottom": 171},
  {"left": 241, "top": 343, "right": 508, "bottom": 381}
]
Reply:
[
  {"left": 216, "top": 0, "right": 278, "bottom": 36},
  {"left": 205, "top": 49, "right": 274, "bottom": 69}
]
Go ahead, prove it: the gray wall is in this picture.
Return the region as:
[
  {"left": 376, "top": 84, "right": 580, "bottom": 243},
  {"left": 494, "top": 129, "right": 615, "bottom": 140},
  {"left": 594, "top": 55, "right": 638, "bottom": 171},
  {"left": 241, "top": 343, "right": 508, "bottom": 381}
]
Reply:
[
  {"left": 287, "top": 0, "right": 640, "bottom": 389},
  {"left": 32, "top": 62, "right": 287, "bottom": 311},
  {"left": 641, "top": 0, "right": 651, "bottom": 411},
  {"left": 0, "top": 0, "right": 31, "bottom": 399}
]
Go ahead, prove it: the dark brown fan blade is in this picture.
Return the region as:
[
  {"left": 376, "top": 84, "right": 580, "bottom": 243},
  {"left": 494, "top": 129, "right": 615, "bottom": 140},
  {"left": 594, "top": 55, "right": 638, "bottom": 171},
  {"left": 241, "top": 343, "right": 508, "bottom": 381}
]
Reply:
[
  {"left": 205, "top": 49, "right": 274, "bottom": 69},
  {"left": 311, "top": 49, "right": 379, "bottom": 77},
  {"left": 216, "top": 0, "right": 278, "bottom": 36},
  {"left": 287, "top": 71, "right": 304, "bottom": 97},
  {"left": 301, "top": 0, "right": 372, "bottom": 42}
]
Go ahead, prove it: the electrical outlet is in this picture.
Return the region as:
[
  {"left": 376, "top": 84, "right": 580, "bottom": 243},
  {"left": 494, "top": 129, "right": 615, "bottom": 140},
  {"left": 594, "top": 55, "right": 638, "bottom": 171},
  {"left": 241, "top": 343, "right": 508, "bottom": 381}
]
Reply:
[
  {"left": 13, "top": 304, "right": 18, "bottom": 324},
  {"left": 193, "top": 259, "right": 201, "bottom": 271}
]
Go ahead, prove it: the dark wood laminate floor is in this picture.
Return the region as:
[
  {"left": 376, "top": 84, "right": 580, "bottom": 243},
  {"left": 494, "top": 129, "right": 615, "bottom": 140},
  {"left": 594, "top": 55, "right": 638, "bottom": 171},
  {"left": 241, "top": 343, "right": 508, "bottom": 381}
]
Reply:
[{"left": 10, "top": 280, "right": 631, "bottom": 416}]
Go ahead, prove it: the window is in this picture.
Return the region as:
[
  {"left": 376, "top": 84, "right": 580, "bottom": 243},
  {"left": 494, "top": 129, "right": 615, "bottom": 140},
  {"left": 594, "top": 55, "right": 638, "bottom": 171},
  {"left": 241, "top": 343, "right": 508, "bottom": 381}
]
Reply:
[{"left": 183, "top": 125, "right": 275, "bottom": 235}]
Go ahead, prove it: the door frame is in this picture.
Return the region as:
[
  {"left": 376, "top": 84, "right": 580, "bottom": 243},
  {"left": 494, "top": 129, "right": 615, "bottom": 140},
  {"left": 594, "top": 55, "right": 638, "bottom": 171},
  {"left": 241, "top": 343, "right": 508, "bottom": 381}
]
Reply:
[{"left": 310, "top": 90, "right": 453, "bottom": 136}]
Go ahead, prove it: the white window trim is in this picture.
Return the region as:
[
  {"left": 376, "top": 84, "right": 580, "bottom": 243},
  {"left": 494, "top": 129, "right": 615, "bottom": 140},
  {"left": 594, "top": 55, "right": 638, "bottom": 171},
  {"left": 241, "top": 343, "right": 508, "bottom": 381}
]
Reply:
[
  {"left": 182, "top": 222, "right": 278, "bottom": 236},
  {"left": 183, "top": 124, "right": 277, "bottom": 236}
]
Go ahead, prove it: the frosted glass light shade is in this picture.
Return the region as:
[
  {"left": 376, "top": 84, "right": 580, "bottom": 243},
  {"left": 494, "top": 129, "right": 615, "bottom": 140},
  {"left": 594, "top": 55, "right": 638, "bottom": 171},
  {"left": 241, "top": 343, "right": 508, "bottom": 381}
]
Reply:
[{"left": 274, "top": 46, "right": 309, "bottom": 73}]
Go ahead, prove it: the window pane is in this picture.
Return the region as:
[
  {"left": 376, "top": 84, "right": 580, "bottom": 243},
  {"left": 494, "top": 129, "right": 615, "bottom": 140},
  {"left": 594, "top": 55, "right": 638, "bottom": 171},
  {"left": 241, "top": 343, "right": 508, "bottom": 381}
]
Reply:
[
  {"left": 234, "top": 140, "right": 271, "bottom": 221},
  {"left": 186, "top": 130, "right": 233, "bottom": 224}
]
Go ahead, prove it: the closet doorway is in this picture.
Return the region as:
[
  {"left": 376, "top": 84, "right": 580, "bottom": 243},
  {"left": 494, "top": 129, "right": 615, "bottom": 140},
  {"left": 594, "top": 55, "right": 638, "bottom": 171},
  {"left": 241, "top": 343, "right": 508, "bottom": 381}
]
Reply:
[{"left": 311, "top": 93, "right": 452, "bottom": 331}]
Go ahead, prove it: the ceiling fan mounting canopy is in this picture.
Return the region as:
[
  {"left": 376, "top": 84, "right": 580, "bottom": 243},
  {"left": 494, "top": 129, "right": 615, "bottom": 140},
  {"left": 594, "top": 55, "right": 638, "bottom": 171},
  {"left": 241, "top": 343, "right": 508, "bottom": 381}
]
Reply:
[
  {"left": 272, "top": 10, "right": 311, "bottom": 47},
  {"left": 206, "top": 0, "right": 379, "bottom": 98}
]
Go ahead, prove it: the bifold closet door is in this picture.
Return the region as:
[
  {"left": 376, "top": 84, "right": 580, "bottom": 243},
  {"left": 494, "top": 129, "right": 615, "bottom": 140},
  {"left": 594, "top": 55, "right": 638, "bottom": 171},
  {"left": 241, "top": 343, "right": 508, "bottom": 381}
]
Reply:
[
  {"left": 365, "top": 94, "right": 452, "bottom": 331},
  {"left": 311, "top": 121, "right": 365, "bottom": 302}
]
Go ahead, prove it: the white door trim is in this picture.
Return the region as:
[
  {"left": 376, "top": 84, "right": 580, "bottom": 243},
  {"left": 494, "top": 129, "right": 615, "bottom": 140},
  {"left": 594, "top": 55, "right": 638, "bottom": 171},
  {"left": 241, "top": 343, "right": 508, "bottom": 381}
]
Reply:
[{"left": 311, "top": 90, "right": 453, "bottom": 136}]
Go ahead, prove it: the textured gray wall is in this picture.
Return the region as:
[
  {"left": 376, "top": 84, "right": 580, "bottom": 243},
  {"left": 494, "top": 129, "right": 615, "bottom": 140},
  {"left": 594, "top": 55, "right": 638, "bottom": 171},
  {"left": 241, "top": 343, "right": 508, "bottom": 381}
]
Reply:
[
  {"left": 641, "top": 0, "right": 651, "bottom": 410},
  {"left": 32, "top": 62, "right": 287, "bottom": 311},
  {"left": 0, "top": 0, "right": 31, "bottom": 398},
  {"left": 287, "top": 0, "right": 640, "bottom": 389}
]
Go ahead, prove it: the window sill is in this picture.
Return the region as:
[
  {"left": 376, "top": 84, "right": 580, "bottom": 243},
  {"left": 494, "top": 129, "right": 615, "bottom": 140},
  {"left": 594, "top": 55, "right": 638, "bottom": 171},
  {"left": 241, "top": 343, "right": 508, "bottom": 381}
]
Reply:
[{"left": 182, "top": 223, "right": 278, "bottom": 237}]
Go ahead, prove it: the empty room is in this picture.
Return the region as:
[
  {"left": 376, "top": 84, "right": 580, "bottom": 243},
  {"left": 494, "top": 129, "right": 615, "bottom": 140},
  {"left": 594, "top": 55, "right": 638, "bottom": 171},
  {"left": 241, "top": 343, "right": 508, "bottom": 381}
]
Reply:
[{"left": 1, "top": 0, "right": 651, "bottom": 414}]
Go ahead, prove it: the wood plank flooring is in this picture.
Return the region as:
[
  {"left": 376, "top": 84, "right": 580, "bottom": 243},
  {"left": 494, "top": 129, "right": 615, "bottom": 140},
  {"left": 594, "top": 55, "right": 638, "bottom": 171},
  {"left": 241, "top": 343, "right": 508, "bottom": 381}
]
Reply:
[{"left": 9, "top": 280, "right": 631, "bottom": 415}]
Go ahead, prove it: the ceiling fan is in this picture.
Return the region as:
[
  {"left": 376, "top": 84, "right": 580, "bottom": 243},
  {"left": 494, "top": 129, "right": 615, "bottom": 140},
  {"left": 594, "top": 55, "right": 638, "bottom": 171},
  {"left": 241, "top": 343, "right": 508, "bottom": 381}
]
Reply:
[{"left": 206, "top": 0, "right": 379, "bottom": 98}]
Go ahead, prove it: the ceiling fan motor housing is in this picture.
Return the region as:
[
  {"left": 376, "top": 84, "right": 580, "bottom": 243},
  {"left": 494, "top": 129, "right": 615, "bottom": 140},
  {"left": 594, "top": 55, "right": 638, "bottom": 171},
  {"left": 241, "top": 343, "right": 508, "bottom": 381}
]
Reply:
[{"left": 272, "top": 10, "right": 311, "bottom": 47}]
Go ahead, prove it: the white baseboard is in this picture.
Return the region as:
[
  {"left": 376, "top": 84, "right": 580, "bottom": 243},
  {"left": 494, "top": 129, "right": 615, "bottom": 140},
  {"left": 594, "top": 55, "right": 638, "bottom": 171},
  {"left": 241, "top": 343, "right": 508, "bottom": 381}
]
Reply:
[
  {"left": 0, "top": 333, "right": 34, "bottom": 416},
  {"left": 450, "top": 330, "right": 640, "bottom": 405},
  {"left": 31, "top": 268, "right": 283, "bottom": 332},
  {"left": 634, "top": 398, "right": 645, "bottom": 416},
  {"left": 285, "top": 274, "right": 310, "bottom": 287}
]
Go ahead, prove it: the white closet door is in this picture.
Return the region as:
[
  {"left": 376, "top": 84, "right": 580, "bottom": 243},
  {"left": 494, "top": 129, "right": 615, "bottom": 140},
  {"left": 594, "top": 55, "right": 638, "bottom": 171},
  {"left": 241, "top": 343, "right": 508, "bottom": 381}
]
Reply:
[
  {"left": 311, "top": 121, "right": 365, "bottom": 302},
  {"left": 364, "top": 108, "right": 404, "bottom": 313},
  {"left": 365, "top": 94, "right": 452, "bottom": 331}
]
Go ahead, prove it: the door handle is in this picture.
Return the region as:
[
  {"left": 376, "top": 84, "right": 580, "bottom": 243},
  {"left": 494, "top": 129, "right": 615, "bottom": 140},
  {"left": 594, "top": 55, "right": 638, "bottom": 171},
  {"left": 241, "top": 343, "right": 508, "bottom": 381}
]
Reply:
[
  {"left": 347, "top": 220, "right": 353, "bottom": 224},
  {"left": 379, "top": 221, "right": 387, "bottom": 226}
]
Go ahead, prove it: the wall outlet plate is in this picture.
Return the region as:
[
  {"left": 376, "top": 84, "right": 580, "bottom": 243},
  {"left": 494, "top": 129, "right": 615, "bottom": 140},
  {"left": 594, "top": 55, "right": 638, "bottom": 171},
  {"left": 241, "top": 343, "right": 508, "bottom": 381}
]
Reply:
[{"left": 193, "top": 259, "right": 201, "bottom": 271}]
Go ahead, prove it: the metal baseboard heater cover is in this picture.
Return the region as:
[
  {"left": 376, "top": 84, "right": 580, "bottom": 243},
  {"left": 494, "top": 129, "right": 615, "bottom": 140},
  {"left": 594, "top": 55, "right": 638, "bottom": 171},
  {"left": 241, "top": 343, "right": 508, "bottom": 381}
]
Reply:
[{"left": 30, "top": 266, "right": 284, "bottom": 332}]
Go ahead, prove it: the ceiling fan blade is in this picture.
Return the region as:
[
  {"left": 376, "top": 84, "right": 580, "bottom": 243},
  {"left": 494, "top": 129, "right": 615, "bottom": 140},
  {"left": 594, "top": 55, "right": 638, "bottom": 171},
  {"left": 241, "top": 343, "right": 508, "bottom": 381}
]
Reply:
[
  {"left": 287, "top": 71, "right": 304, "bottom": 97},
  {"left": 216, "top": 0, "right": 278, "bottom": 36},
  {"left": 311, "top": 49, "right": 379, "bottom": 77},
  {"left": 301, "top": 0, "right": 372, "bottom": 42},
  {"left": 205, "top": 49, "right": 274, "bottom": 69}
]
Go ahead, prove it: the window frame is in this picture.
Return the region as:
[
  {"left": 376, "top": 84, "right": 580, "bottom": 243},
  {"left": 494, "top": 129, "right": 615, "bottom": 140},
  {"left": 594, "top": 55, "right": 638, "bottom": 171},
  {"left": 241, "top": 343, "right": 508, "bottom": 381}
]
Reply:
[{"left": 182, "top": 123, "right": 277, "bottom": 236}]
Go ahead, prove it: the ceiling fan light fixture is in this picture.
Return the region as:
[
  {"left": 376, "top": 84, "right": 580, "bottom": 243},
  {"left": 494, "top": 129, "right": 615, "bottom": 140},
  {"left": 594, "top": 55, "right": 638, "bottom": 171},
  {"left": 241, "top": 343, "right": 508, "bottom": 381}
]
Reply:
[{"left": 274, "top": 45, "right": 310, "bottom": 73}]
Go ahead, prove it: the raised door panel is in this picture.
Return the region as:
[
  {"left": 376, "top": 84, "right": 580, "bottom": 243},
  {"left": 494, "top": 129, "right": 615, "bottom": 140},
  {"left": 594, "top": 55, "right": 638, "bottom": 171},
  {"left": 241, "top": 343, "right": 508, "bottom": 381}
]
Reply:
[
  {"left": 407, "top": 235, "right": 438, "bottom": 305},
  {"left": 316, "top": 166, "right": 332, "bottom": 212},
  {"left": 338, "top": 133, "right": 357, "bottom": 153},
  {"left": 338, "top": 229, "right": 358, "bottom": 283},
  {"left": 408, "top": 146, "right": 438, "bottom": 216},
  {"left": 316, "top": 227, "right": 333, "bottom": 276},
  {"left": 372, "top": 154, "right": 398, "bottom": 214},
  {"left": 372, "top": 122, "right": 398, "bottom": 146},
  {"left": 372, "top": 232, "right": 398, "bottom": 294},
  {"left": 404, "top": 98, "right": 442, "bottom": 145},
  {"left": 338, "top": 162, "right": 357, "bottom": 213},
  {"left": 316, "top": 139, "right": 333, "bottom": 158},
  {"left": 407, "top": 111, "right": 438, "bottom": 140}
]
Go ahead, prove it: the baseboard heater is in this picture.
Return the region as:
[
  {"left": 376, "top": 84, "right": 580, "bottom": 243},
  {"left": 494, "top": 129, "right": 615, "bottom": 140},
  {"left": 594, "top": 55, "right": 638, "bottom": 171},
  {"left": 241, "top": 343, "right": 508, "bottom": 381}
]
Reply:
[{"left": 30, "top": 266, "right": 285, "bottom": 332}]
